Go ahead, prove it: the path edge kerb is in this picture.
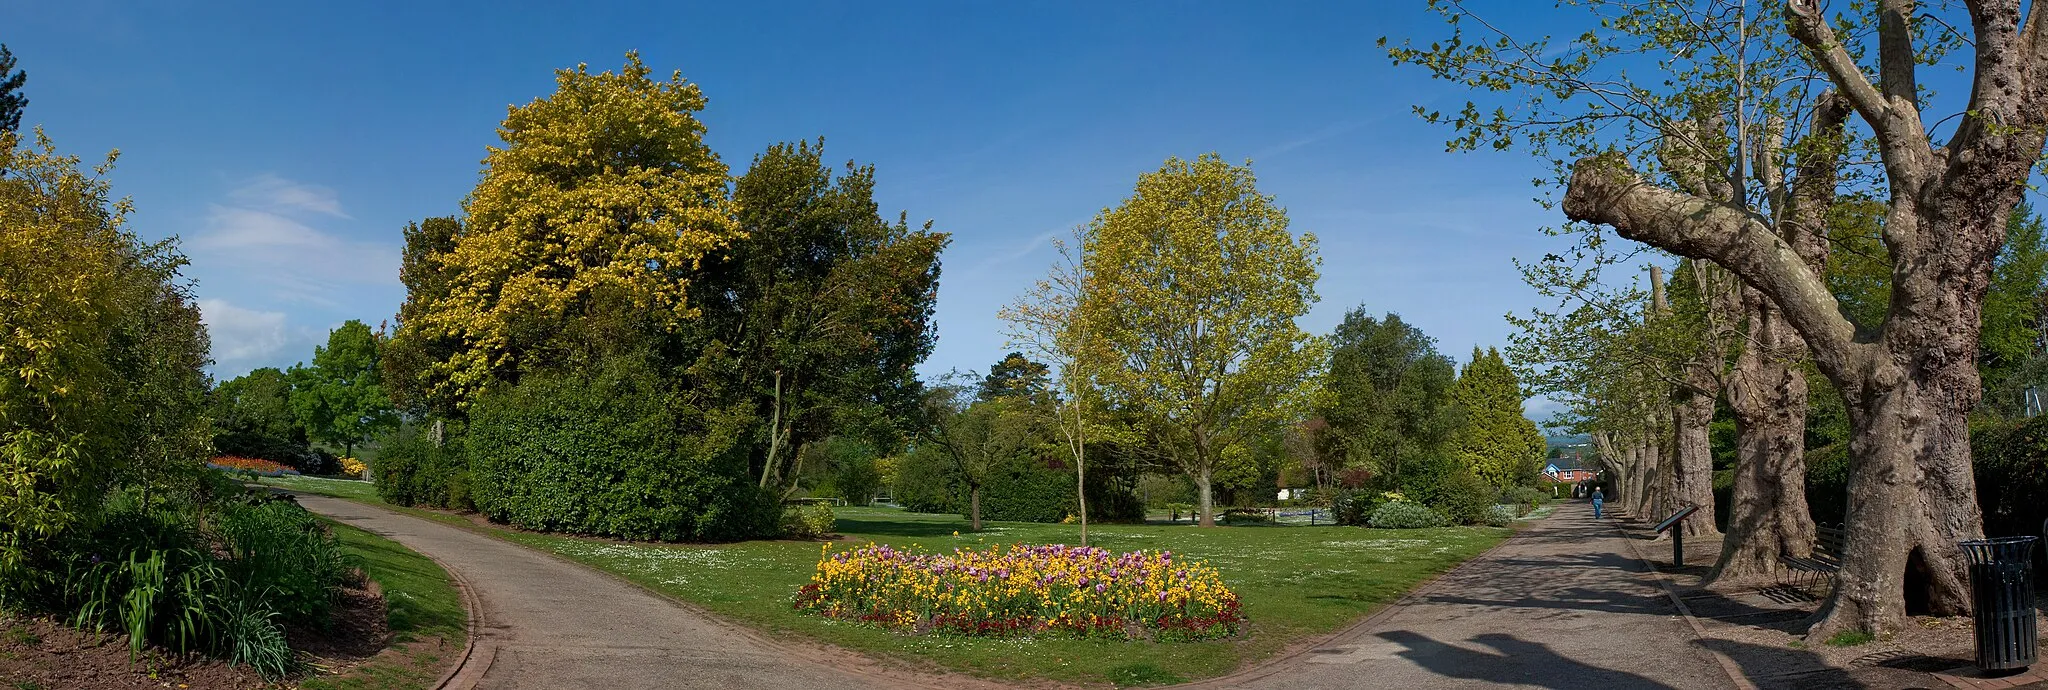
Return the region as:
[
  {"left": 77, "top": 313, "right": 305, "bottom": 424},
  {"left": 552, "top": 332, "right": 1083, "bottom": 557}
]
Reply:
[
  {"left": 1608, "top": 512, "right": 1755, "bottom": 690},
  {"left": 1170, "top": 515, "right": 1533, "bottom": 689},
  {"left": 424, "top": 542, "right": 491, "bottom": 690},
  {"left": 300, "top": 492, "right": 982, "bottom": 690}
]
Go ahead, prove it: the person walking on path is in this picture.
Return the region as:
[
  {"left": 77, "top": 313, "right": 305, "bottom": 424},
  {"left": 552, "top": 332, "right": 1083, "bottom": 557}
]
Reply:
[{"left": 1591, "top": 487, "right": 1605, "bottom": 519}]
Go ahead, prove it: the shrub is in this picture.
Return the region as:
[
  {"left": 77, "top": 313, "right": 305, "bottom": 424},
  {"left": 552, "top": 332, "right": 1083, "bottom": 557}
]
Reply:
[
  {"left": 892, "top": 446, "right": 962, "bottom": 514},
  {"left": 1328, "top": 489, "right": 1382, "bottom": 526},
  {"left": 794, "top": 543, "right": 1244, "bottom": 640},
  {"left": 1369, "top": 501, "right": 1448, "bottom": 529},
  {"left": 40, "top": 491, "right": 349, "bottom": 680},
  {"left": 1505, "top": 486, "right": 1547, "bottom": 510},
  {"left": 1483, "top": 504, "right": 1518, "bottom": 526},
  {"left": 211, "top": 499, "right": 355, "bottom": 626},
  {"left": 468, "top": 358, "right": 778, "bottom": 541},
  {"left": 1422, "top": 468, "right": 1495, "bottom": 526},
  {"left": 781, "top": 503, "right": 837, "bottom": 539},
  {"left": 338, "top": 457, "right": 367, "bottom": 479},
  {"left": 372, "top": 422, "right": 471, "bottom": 510},
  {"left": 980, "top": 455, "right": 1076, "bottom": 523}
]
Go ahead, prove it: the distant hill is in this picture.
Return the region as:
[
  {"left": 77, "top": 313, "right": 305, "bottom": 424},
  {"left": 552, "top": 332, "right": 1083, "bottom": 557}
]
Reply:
[{"left": 1546, "top": 433, "right": 1591, "bottom": 449}]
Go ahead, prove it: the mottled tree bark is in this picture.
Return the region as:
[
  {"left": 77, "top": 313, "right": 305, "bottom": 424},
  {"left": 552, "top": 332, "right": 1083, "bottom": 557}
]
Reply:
[
  {"left": 1711, "top": 292, "right": 1817, "bottom": 582},
  {"left": 1671, "top": 375, "right": 1721, "bottom": 539}
]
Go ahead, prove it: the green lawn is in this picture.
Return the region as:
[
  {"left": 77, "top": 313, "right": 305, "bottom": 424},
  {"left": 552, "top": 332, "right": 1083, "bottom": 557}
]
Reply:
[
  {"left": 260, "top": 477, "right": 1507, "bottom": 686},
  {"left": 298, "top": 516, "right": 467, "bottom": 690}
]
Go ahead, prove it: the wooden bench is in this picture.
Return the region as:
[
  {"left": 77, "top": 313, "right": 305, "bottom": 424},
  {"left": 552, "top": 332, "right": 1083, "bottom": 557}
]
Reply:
[{"left": 1780, "top": 524, "right": 1846, "bottom": 591}]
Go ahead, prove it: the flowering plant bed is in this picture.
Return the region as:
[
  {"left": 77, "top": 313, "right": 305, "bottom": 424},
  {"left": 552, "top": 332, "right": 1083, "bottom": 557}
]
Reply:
[
  {"left": 793, "top": 542, "right": 1244, "bottom": 640},
  {"left": 206, "top": 456, "right": 300, "bottom": 477}
]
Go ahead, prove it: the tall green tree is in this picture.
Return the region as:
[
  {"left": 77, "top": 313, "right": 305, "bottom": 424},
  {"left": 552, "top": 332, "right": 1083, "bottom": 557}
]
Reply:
[
  {"left": 211, "top": 367, "right": 308, "bottom": 463},
  {"left": 1078, "top": 154, "right": 1325, "bottom": 527},
  {"left": 1450, "top": 347, "right": 1544, "bottom": 489},
  {"left": 0, "top": 44, "right": 24, "bottom": 133},
  {"left": 289, "top": 320, "right": 397, "bottom": 458},
  {"left": 688, "top": 138, "right": 948, "bottom": 494},
  {"left": 1319, "top": 309, "right": 1462, "bottom": 490}
]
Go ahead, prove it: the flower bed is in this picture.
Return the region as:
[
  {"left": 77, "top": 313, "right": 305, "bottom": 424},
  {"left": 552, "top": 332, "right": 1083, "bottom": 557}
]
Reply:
[
  {"left": 207, "top": 456, "right": 300, "bottom": 477},
  {"left": 793, "top": 542, "right": 1243, "bottom": 640}
]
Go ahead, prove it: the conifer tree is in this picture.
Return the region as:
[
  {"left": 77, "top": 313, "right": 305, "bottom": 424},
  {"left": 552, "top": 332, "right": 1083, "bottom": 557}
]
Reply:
[{"left": 1450, "top": 347, "right": 1544, "bottom": 488}]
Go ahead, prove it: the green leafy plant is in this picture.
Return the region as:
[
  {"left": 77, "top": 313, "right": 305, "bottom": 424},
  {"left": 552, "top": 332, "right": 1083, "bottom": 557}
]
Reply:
[
  {"left": 1368, "top": 501, "right": 1448, "bottom": 529},
  {"left": 781, "top": 503, "right": 836, "bottom": 539}
]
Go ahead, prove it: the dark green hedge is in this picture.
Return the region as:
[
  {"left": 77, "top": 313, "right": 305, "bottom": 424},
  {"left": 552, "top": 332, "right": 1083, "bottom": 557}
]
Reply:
[
  {"left": 373, "top": 422, "right": 472, "bottom": 510},
  {"left": 980, "top": 455, "right": 1076, "bottom": 523},
  {"left": 467, "top": 360, "right": 778, "bottom": 542}
]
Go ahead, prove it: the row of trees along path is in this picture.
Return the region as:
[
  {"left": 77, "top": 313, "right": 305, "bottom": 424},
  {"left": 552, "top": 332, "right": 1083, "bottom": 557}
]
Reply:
[{"left": 1393, "top": 0, "right": 2048, "bottom": 640}]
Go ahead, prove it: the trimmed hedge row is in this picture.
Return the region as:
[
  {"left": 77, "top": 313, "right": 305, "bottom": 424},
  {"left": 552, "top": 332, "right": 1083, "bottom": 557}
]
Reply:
[{"left": 466, "top": 361, "right": 778, "bottom": 542}]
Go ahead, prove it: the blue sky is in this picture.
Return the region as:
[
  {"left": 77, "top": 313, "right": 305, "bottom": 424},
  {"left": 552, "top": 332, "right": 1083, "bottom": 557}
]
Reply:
[{"left": 3, "top": 2, "right": 1580, "bottom": 417}]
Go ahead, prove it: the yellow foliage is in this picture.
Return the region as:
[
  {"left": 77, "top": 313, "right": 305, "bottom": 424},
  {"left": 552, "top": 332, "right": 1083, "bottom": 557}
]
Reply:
[{"left": 398, "top": 53, "right": 739, "bottom": 406}]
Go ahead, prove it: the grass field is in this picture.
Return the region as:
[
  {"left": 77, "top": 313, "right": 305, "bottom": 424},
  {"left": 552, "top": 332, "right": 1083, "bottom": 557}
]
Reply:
[{"left": 261, "top": 476, "right": 1508, "bottom": 686}]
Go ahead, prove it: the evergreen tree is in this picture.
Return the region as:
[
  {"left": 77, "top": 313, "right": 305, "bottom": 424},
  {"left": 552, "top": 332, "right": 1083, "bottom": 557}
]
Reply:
[
  {"left": 0, "top": 44, "right": 25, "bottom": 133},
  {"left": 1449, "top": 347, "right": 1543, "bottom": 488},
  {"left": 977, "top": 352, "right": 1051, "bottom": 402}
]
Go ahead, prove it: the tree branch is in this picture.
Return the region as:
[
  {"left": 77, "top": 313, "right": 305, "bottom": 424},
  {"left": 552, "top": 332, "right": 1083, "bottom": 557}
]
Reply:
[
  {"left": 1563, "top": 154, "right": 1861, "bottom": 370},
  {"left": 1785, "top": 0, "right": 1930, "bottom": 171}
]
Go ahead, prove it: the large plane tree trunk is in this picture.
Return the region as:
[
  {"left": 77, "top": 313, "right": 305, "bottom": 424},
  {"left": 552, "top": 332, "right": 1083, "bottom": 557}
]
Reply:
[
  {"left": 1711, "top": 293, "right": 1817, "bottom": 583},
  {"left": 1564, "top": 0, "right": 2047, "bottom": 632},
  {"left": 1670, "top": 379, "right": 1720, "bottom": 539}
]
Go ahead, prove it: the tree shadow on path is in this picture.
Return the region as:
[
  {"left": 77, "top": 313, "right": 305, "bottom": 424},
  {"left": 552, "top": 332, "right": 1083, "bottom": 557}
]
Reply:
[{"left": 1377, "top": 630, "right": 1679, "bottom": 689}]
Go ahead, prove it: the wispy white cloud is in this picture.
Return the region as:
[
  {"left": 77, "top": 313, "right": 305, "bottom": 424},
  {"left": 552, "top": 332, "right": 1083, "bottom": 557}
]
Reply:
[
  {"left": 227, "top": 173, "right": 349, "bottom": 218},
  {"left": 188, "top": 175, "right": 399, "bottom": 307},
  {"left": 197, "top": 298, "right": 287, "bottom": 372}
]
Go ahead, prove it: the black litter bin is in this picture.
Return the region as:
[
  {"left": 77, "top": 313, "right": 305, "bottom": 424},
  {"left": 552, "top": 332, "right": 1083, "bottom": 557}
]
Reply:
[{"left": 1961, "top": 536, "right": 2039, "bottom": 672}]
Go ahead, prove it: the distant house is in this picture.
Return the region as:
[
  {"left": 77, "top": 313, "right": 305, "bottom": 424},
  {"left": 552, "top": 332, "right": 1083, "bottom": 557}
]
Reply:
[{"left": 1544, "top": 458, "right": 1598, "bottom": 483}]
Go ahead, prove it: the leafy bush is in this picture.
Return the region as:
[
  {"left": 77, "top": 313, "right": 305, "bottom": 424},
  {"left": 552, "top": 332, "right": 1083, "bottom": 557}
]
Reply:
[
  {"left": 468, "top": 358, "right": 778, "bottom": 541},
  {"left": 35, "top": 491, "right": 352, "bottom": 680},
  {"left": 892, "top": 446, "right": 962, "bottom": 514},
  {"left": 372, "top": 422, "right": 472, "bottom": 510},
  {"left": 1483, "top": 504, "right": 1518, "bottom": 526},
  {"left": 212, "top": 499, "right": 355, "bottom": 626},
  {"left": 781, "top": 503, "right": 837, "bottom": 539},
  {"left": 1504, "top": 486, "right": 1547, "bottom": 510},
  {"left": 1328, "top": 489, "right": 1383, "bottom": 526},
  {"left": 980, "top": 455, "right": 1076, "bottom": 523},
  {"left": 1369, "top": 501, "right": 1448, "bottom": 529}
]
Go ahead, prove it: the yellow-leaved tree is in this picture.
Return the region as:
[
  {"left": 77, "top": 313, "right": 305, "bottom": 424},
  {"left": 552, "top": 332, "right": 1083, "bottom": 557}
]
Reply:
[
  {"left": 1078, "top": 154, "right": 1326, "bottom": 527},
  {"left": 395, "top": 52, "right": 738, "bottom": 408}
]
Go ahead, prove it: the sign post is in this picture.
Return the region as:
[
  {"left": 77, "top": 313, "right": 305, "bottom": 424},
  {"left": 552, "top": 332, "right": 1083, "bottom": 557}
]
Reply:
[{"left": 1654, "top": 504, "right": 1700, "bottom": 567}]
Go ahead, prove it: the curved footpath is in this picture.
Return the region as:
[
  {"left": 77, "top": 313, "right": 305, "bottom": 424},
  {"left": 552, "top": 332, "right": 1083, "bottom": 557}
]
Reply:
[
  {"left": 1187, "top": 503, "right": 1734, "bottom": 690},
  {"left": 294, "top": 495, "right": 940, "bottom": 690}
]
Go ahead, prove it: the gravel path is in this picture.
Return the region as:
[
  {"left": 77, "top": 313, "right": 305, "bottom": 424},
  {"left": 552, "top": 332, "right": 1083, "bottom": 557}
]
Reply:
[
  {"left": 1188, "top": 502, "right": 1736, "bottom": 690},
  {"left": 295, "top": 495, "right": 935, "bottom": 690}
]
